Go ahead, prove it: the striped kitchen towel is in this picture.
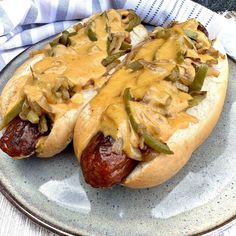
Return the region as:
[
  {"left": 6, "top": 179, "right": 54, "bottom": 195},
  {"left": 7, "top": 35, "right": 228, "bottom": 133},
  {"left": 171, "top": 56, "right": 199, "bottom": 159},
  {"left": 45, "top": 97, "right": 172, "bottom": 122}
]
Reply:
[{"left": 0, "top": 0, "right": 235, "bottom": 71}]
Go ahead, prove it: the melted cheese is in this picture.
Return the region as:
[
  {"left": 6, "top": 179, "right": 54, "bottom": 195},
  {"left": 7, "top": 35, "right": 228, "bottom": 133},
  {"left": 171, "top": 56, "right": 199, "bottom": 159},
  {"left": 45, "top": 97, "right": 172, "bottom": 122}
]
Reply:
[
  {"left": 107, "top": 9, "right": 129, "bottom": 35},
  {"left": 78, "top": 64, "right": 194, "bottom": 156},
  {"left": 100, "top": 100, "right": 140, "bottom": 159},
  {"left": 21, "top": 10, "right": 133, "bottom": 121},
  {"left": 155, "top": 36, "right": 180, "bottom": 60},
  {"left": 135, "top": 38, "right": 165, "bottom": 61},
  {"left": 78, "top": 19, "right": 218, "bottom": 157},
  {"left": 168, "top": 112, "right": 198, "bottom": 133}
]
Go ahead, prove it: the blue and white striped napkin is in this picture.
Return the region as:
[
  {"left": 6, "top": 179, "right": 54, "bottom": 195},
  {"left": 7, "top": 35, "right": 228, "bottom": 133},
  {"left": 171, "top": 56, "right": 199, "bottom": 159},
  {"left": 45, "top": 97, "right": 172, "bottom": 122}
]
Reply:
[{"left": 0, "top": 0, "right": 235, "bottom": 72}]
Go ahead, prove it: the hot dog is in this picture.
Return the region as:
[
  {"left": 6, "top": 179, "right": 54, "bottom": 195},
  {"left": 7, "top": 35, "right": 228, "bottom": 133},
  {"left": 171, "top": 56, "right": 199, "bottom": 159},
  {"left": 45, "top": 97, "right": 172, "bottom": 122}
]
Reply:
[
  {"left": 74, "top": 19, "right": 228, "bottom": 188},
  {"left": 0, "top": 9, "right": 148, "bottom": 159}
]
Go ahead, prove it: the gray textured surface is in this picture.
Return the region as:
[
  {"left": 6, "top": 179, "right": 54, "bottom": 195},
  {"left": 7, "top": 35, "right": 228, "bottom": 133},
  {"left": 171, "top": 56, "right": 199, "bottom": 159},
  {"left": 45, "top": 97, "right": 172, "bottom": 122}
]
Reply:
[
  {"left": 194, "top": 0, "right": 236, "bottom": 11},
  {"left": 0, "top": 194, "right": 56, "bottom": 236},
  {"left": 1, "top": 191, "right": 236, "bottom": 236}
]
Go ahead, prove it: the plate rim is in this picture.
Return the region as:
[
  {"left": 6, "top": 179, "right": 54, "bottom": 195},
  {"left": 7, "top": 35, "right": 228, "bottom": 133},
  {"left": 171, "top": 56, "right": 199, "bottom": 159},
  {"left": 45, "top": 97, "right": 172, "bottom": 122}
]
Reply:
[
  {"left": 1, "top": 178, "right": 236, "bottom": 236},
  {"left": 0, "top": 38, "right": 236, "bottom": 236}
]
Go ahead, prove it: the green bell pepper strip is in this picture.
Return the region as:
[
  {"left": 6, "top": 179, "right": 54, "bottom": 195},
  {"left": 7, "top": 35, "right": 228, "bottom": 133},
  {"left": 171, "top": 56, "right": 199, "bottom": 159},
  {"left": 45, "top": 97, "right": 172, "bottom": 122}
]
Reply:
[
  {"left": 176, "top": 51, "right": 184, "bottom": 64},
  {"left": 0, "top": 100, "right": 24, "bottom": 130},
  {"left": 164, "top": 66, "right": 179, "bottom": 82},
  {"left": 142, "top": 132, "right": 174, "bottom": 155},
  {"left": 67, "top": 31, "right": 77, "bottom": 37},
  {"left": 26, "top": 110, "right": 39, "bottom": 124},
  {"left": 38, "top": 115, "right": 48, "bottom": 134},
  {"left": 125, "top": 10, "right": 141, "bottom": 32},
  {"left": 59, "top": 30, "right": 69, "bottom": 46},
  {"left": 59, "top": 31, "right": 77, "bottom": 46},
  {"left": 106, "top": 38, "right": 111, "bottom": 55},
  {"left": 120, "top": 41, "right": 132, "bottom": 50},
  {"left": 102, "top": 51, "right": 127, "bottom": 67},
  {"left": 155, "top": 29, "right": 171, "bottom": 39},
  {"left": 104, "top": 11, "right": 112, "bottom": 55},
  {"left": 126, "top": 60, "right": 144, "bottom": 71},
  {"left": 188, "top": 91, "right": 207, "bottom": 108},
  {"left": 183, "top": 29, "right": 198, "bottom": 40},
  {"left": 86, "top": 23, "right": 97, "bottom": 41},
  {"left": 124, "top": 88, "right": 141, "bottom": 133},
  {"left": 49, "top": 30, "right": 76, "bottom": 48},
  {"left": 124, "top": 88, "right": 174, "bottom": 155},
  {"left": 105, "top": 24, "right": 111, "bottom": 55},
  {"left": 189, "top": 64, "right": 208, "bottom": 92},
  {"left": 49, "top": 37, "right": 60, "bottom": 47}
]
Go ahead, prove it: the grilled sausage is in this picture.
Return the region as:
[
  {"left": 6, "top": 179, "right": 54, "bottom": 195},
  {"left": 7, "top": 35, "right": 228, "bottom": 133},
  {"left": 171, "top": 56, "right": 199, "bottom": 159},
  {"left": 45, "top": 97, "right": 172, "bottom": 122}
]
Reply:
[
  {"left": 0, "top": 116, "right": 41, "bottom": 158},
  {"left": 80, "top": 133, "right": 137, "bottom": 188},
  {"left": 197, "top": 23, "right": 209, "bottom": 37}
]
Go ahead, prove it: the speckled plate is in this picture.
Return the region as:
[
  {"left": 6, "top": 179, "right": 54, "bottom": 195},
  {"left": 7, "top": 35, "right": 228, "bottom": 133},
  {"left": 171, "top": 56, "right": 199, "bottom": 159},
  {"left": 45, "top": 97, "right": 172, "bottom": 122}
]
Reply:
[{"left": 0, "top": 39, "right": 236, "bottom": 236}]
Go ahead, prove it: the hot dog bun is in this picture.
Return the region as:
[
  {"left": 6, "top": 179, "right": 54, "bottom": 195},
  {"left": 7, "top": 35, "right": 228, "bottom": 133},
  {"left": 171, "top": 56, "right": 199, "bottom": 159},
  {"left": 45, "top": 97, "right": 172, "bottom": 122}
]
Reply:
[
  {"left": 35, "top": 90, "right": 96, "bottom": 157},
  {"left": 0, "top": 10, "right": 148, "bottom": 159},
  {"left": 123, "top": 40, "right": 228, "bottom": 188},
  {"left": 74, "top": 24, "right": 228, "bottom": 188}
]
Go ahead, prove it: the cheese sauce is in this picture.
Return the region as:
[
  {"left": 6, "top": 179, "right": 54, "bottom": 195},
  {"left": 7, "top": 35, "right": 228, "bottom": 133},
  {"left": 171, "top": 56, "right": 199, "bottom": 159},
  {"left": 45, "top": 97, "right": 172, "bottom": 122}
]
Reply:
[
  {"left": 18, "top": 9, "right": 135, "bottom": 122},
  {"left": 76, "top": 19, "right": 218, "bottom": 159}
]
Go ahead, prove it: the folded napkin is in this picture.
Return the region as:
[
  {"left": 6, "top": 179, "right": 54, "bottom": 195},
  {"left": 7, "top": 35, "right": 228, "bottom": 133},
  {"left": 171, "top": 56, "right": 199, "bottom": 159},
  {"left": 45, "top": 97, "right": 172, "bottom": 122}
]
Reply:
[{"left": 0, "top": 0, "right": 235, "bottom": 71}]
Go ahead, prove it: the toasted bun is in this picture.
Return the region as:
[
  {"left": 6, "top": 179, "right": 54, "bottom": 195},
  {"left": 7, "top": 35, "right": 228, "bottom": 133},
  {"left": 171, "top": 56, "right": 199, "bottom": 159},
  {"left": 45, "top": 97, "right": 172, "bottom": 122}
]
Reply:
[
  {"left": 36, "top": 90, "right": 97, "bottom": 157},
  {"left": 36, "top": 109, "right": 80, "bottom": 157},
  {"left": 122, "top": 40, "right": 229, "bottom": 188}
]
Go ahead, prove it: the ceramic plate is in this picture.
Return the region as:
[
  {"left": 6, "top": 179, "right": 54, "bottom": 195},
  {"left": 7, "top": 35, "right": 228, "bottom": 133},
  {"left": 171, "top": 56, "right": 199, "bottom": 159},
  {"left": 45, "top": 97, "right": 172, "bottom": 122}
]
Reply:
[{"left": 0, "top": 39, "right": 236, "bottom": 236}]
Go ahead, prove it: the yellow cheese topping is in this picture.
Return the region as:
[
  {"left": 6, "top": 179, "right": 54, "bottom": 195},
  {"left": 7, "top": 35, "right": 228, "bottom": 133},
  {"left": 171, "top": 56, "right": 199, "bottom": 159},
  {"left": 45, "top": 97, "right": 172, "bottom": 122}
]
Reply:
[
  {"left": 15, "top": 9, "right": 138, "bottom": 123},
  {"left": 76, "top": 19, "right": 220, "bottom": 159}
]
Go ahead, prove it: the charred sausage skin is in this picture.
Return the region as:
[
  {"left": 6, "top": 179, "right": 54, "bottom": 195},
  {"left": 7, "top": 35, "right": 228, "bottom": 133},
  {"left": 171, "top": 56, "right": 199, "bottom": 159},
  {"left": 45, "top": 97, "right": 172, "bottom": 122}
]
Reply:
[
  {"left": 80, "top": 133, "right": 137, "bottom": 188},
  {"left": 197, "top": 23, "right": 209, "bottom": 37},
  {"left": 0, "top": 116, "right": 41, "bottom": 157}
]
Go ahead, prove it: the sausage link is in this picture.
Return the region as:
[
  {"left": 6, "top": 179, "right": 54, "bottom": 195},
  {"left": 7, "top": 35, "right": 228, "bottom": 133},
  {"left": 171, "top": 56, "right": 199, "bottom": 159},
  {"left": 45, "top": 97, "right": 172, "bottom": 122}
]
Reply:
[
  {"left": 197, "top": 23, "right": 209, "bottom": 37},
  {"left": 0, "top": 116, "right": 41, "bottom": 158},
  {"left": 80, "top": 133, "right": 137, "bottom": 188}
]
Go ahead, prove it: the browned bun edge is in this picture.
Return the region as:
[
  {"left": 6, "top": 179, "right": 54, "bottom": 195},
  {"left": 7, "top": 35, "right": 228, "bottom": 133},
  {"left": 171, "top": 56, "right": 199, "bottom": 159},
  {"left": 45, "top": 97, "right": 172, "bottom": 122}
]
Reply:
[{"left": 122, "top": 40, "right": 229, "bottom": 188}]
